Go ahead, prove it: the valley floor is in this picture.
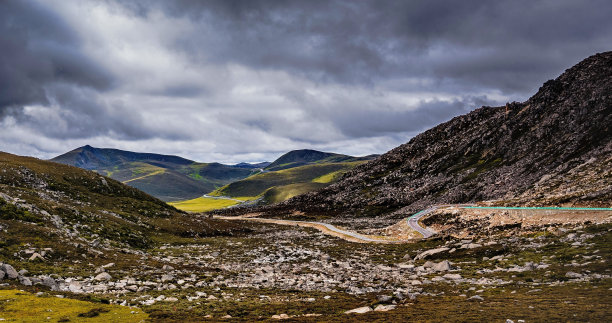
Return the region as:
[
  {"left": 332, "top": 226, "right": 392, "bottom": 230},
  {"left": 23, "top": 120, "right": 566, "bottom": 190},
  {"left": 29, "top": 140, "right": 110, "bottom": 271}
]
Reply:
[{"left": 1, "top": 214, "right": 611, "bottom": 322}]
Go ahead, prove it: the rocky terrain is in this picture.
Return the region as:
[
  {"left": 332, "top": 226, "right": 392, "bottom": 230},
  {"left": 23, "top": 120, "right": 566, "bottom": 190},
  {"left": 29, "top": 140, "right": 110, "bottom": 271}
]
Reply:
[
  {"left": 231, "top": 52, "right": 611, "bottom": 222},
  {"left": 1, "top": 214, "right": 610, "bottom": 321}
]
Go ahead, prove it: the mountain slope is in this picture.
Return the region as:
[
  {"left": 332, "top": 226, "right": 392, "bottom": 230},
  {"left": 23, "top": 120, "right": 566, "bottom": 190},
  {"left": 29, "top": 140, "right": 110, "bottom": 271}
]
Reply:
[
  {"left": 264, "top": 149, "right": 374, "bottom": 171},
  {"left": 212, "top": 162, "right": 364, "bottom": 203},
  {"left": 208, "top": 150, "right": 378, "bottom": 205},
  {"left": 51, "top": 146, "right": 259, "bottom": 201},
  {"left": 0, "top": 151, "right": 247, "bottom": 251},
  {"left": 246, "top": 51, "right": 612, "bottom": 219}
]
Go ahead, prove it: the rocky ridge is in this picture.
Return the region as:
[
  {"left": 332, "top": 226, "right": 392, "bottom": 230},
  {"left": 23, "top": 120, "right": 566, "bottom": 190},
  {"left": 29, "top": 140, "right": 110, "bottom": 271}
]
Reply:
[{"left": 237, "top": 52, "right": 611, "bottom": 221}]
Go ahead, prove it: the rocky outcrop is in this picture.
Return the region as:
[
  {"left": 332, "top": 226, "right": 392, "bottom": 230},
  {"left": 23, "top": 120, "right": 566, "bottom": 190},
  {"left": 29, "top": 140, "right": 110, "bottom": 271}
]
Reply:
[{"left": 242, "top": 51, "right": 612, "bottom": 219}]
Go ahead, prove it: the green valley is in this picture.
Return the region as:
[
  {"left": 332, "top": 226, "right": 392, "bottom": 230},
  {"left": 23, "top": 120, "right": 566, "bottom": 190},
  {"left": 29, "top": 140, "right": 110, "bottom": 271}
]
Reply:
[{"left": 211, "top": 161, "right": 366, "bottom": 205}]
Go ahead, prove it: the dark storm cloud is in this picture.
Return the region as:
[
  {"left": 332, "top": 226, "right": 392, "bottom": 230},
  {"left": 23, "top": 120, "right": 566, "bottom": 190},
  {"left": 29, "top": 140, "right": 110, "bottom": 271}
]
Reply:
[
  {"left": 2, "top": 0, "right": 611, "bottom": 162},
  {"left": 0, "top": 0, "right": 113, "bottom": 112},
  {"left": 119, "top": 0, "right": 612, "bottom": 94},
  {"left": 326, "top": 96, "right": 492, "bottom": 139}
]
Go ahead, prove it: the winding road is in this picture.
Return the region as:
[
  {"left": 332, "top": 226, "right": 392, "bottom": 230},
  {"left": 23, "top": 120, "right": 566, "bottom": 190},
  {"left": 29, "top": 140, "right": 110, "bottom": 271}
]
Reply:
[
  {"left": 406, "top": 207, "right": 438, "bottom": 238},
  {"left": 216, "top": 205, "right": 612, "bottom": 243},
  {"left": 216, "top": 206, "right": 440, "bottom": 243},
  {"left": 216, "top": 216, "right": 390, "bottom": 243}
]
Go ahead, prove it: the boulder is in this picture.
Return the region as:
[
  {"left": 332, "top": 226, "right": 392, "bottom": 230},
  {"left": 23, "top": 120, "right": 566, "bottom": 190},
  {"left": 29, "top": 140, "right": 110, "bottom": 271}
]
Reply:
[
  {"left": 18, "top": 275, "right": 32, "bottom": 286},
  {"left": 28, "top": 253, "right": 44, "bottom": 261},
  {"left": 415, "top": 247, "right": 450, "bottom": 260},
  {"left": 95, "top": 272, "right": 112, "bottom": 281},
  {"left": 443, "top": 274, "right": 462, "bottom": 280},
  {"left": 41, "top": 276, "right": 58, "bottom": 290},
  {"left": 1, "top": 264, "right": 19, "bottom": 279},
  {"left": 432, "top": 260, "right": 453, "bottom": 272},
  {"left": 374, "top": 304, "right": 397, "bottom": 312},
  {"left": 344, "top": 306, "right": 373, "bottom": 314}
]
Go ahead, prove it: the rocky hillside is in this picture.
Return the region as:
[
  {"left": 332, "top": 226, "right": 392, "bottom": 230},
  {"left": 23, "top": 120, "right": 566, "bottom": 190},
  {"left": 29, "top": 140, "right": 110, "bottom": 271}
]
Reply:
[
  {"left": 51, "top": 145, "right": 258, "bottom": 201},
  {"left": 0, "top": 151, "right": 249, "bottom": 251},
  {"left": 249, "top": 51, "right": 611, "bottom": 220}
]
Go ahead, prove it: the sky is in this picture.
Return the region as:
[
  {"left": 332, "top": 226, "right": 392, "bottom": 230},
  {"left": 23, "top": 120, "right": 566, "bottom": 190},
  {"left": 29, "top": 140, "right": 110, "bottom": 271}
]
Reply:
[{"left": 1, "top": 0, "right": 611, "bottom": 164}]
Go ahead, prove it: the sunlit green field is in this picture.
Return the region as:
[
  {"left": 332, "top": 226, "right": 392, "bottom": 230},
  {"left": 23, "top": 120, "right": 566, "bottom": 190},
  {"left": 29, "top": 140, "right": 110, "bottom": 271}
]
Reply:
[
  {"left": 0, "top": 289, "right": 148, "bottom": 322},
  {"left": 169, "top": 197, "right": 240, "bottom": 212}
]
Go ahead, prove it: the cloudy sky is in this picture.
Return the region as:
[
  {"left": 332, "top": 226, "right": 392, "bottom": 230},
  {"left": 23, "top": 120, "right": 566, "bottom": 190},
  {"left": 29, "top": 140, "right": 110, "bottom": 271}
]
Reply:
[{"left": 1, "top": 0, "right": 611, "bottom": 163}]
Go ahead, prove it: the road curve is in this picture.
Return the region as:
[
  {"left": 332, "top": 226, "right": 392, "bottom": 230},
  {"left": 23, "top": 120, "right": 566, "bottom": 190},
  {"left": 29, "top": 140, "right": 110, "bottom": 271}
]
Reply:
[
  {"left": 215, "top": 216, "right": 401, "bottom": 243},
  {"left": 407, "top": 207, "right": 438, "bottom": 238}
]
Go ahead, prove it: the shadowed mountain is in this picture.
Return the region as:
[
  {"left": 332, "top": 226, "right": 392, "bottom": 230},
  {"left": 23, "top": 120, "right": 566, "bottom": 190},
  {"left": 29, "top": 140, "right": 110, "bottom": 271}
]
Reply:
[{"left": 51, "top": 146, "right": 262, "bottom": 201}]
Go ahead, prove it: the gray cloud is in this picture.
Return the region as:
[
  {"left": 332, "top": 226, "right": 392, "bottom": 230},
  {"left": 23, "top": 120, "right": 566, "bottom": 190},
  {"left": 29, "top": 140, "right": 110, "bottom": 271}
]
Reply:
[
  {"left": 120, "top": 0, "right": 612, "bottom": 93},
  {"left": 0, "top": 0, "right": 113, "bottom": 111},
  {"left": 1, "top": 0, "right": 611, "bottom": 163}
]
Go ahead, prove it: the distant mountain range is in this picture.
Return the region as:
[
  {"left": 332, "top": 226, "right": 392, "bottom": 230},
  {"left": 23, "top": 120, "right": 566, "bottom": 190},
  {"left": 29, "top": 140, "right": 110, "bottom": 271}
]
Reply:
[
  {"left": 50, "top": 146, "right": 377, "bottom": 204},
  {"left": 51, "top": 145, "right": 261, "bottom": 201}
]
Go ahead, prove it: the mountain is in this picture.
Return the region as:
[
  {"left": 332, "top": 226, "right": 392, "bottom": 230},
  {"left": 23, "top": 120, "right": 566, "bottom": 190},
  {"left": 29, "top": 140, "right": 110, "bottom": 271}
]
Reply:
[
  {"left": 264, "top": 149, "right": 375, "bottom": 171},
  {"left": 236, "top": 51, "right": 611, "bottom": 219},
  {"left": 194, "top": 150, "right": 378, "bottom": 207},
  {"left": 234, "top": 162, "right": 272, "bottom": 169},
  {"left": 51, "top": 146, "right": 259, "bottom": 201}
]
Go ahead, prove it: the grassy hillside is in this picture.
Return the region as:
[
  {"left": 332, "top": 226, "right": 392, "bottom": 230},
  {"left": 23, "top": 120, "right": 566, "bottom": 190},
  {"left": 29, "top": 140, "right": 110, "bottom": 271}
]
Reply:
[
  {"left": 209, "top": 161, "right": 364, "bottom": 205},
  {"left": 51, "top": 146, "right": 259, "bottom": 201},
  {"left": 264, "top": 149, "right": 375, "bottom": 171}
]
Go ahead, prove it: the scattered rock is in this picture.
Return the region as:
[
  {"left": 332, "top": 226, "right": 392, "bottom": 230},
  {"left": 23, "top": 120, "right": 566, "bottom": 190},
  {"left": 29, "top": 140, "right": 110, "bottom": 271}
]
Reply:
[
  {"left": 566, "top": 271, "right": 583, "bottom": 278},
  {"left": 28, "top": 253, "right": 44, "bottom": 261},
  {"left": 18, "top": 275, "right": 32, "bottom": 286},
  {"left": 374, "top": 304, "right": 396, "bottom": 312},
  {"left": 415, "top": 247, "right": 450, "bottom": 260},
  {"left": 1, "top": 264, "right": 19, "bottom": 279},
  {"left": 432, "top": 260, "right": 453, "bottom": 272},
  {"left": 469, "top": 295, "right": 484, "bottom": 301},
  {"left": 443, "top": 274, "right": 462, "bottom": 280},
  {"left": 344, "top": 306, "right": 372, "bottom": 314},
  {"left": 94, "top": 272, "right": 112, "bottom": 281}
]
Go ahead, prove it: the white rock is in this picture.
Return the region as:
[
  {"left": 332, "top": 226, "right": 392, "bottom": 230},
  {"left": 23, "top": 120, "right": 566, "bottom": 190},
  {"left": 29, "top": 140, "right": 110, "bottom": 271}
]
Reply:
[
  {"left": 432, "top": 260, "right": 452, "bottom": 271},
  {"left": 415, "top": 247, "right": 450, "bottom": 260},
  {"left": 95, "top": 272, "right": 112, "bottom": 281},
  {"left": 344, "top": 306, "right": 372, "bottom": 314},
  {"left": 28, "top": 253, "right": 44, "bottom": 261},
  {"left": 374, "top": 304, "right": 396, "bottom": 312},
  {"left": 443, "top": 274, "right": 462, "bottom": 280}
]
